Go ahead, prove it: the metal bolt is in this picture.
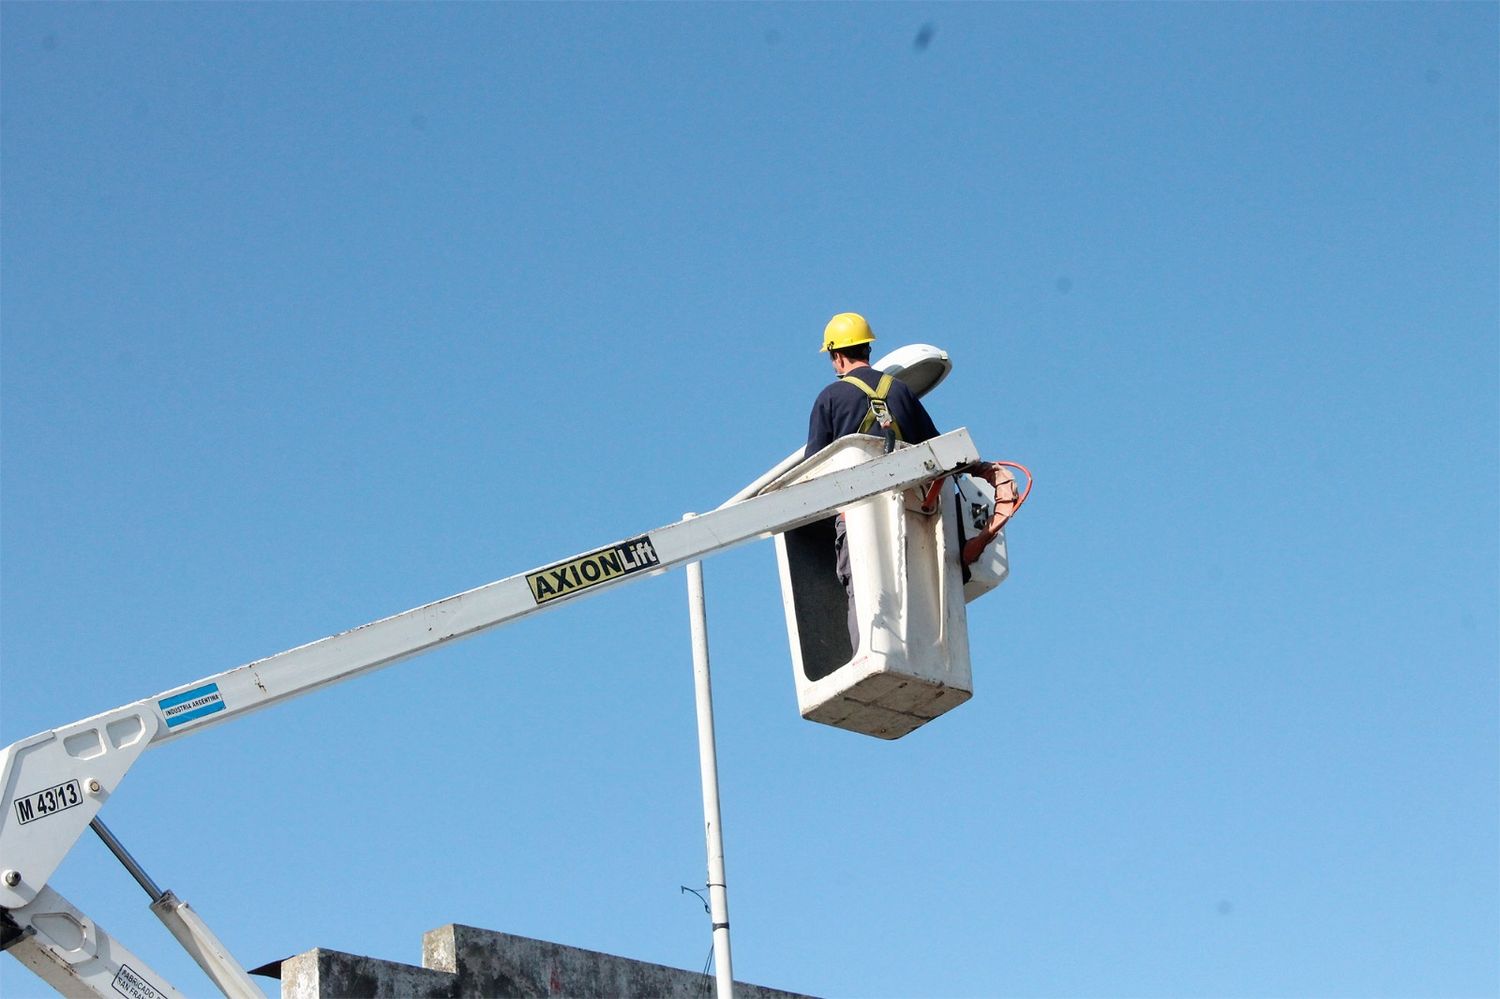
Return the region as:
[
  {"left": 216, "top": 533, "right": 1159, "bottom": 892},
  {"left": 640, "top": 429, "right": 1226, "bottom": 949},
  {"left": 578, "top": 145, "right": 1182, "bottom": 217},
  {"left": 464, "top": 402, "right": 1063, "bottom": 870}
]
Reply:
[
  {"left": 3, "top": 870, "right": 19, "bottom": 887},
  {"left": 87, "top": 779, "right": 102, "bottom": 794}
]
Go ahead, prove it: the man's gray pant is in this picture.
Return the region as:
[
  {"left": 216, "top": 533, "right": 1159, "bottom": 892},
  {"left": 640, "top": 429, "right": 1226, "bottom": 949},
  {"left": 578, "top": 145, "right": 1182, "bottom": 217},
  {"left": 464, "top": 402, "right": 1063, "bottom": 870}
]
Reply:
[{"left": 835, "top": 514, "right": 858, "bottom": 653}]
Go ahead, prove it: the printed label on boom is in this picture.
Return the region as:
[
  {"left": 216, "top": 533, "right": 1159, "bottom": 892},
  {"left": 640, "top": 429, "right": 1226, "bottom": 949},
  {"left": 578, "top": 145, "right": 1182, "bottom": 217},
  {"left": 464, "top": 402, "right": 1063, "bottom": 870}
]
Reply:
[
  {"left": 112, "top": 964, "right": 169, "bottom": 999},
  {"left": 14, "top": 779, "right": 82, "bottom": 825},
  {"left": 159, "top": 682, "right": 225, "bottom": 729},
  {"left": 526, "top": 536, "right": 660, "bottom": 604}
]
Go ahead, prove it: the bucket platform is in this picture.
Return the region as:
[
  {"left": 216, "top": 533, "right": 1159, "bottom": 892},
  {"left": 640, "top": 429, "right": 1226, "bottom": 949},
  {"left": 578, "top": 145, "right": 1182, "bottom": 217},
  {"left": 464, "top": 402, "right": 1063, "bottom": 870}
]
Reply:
[{"left": 768, "top": 435, "right": 974, "bottom": 740}]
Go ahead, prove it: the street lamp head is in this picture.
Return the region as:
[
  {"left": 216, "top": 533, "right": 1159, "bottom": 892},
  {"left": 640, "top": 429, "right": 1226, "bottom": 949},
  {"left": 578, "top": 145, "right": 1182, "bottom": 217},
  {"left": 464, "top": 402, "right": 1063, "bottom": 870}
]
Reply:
[{"left": 873, "top": 344, "right": 952, "bottom": 399}]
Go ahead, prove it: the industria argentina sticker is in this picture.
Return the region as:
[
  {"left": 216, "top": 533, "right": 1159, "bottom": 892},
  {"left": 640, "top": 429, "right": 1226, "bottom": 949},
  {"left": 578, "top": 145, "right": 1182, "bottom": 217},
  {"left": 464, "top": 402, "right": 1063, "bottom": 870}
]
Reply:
[
  {"left": 158, "top": 682, "right": 226, "bottom": 729},
  {"left": 526, "top": 535, "right": 660, "bottom": 605}
]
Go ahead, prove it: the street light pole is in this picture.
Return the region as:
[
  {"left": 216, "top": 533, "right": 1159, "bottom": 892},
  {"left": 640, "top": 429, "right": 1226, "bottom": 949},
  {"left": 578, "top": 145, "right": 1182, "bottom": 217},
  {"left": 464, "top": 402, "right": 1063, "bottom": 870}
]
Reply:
[{"left": 683, "top": 522, "right": 734, "bottom": 999}]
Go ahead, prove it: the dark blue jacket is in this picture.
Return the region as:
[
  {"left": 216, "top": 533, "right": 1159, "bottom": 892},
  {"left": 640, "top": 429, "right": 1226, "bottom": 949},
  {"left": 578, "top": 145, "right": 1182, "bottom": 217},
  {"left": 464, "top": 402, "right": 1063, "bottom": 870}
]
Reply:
[{"left": 804, "top": 365, "right": 940, "bottom": 459}]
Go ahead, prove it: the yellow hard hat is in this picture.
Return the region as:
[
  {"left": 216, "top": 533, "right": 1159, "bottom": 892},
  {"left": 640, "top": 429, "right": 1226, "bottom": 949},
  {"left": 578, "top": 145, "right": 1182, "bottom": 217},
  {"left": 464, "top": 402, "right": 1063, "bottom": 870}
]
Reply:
[{"left": 820, "top": 312, "right": 876, "bottom": 353}]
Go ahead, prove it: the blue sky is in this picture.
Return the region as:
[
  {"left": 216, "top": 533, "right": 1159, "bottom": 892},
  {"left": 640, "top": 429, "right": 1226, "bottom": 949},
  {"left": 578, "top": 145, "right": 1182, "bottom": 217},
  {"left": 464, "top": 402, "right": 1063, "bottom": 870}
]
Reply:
[{"left": 2, "top": 4, "right": 1496, "bottom": 997}]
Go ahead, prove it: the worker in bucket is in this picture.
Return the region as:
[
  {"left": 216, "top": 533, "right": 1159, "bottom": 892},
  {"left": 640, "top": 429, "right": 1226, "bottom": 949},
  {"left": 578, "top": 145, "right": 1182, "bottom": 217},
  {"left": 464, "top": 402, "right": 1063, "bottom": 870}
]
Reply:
[{"left": 805, "top": 312, "right": 940, "bottom": 651}]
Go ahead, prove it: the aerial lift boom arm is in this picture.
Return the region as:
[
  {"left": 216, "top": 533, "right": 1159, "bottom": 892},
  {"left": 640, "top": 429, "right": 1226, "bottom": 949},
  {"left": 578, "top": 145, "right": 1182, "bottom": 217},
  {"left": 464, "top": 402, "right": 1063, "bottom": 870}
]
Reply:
[{"left": 0, "top": 430, "right": 980, "bottom": 970}]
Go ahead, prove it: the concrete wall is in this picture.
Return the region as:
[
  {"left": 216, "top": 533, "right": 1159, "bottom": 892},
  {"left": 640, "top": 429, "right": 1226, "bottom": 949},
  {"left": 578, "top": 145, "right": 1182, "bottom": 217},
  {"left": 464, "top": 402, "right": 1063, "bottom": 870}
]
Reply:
[{"left": 277, "top": 924, "right": 812, "bottom": 999}]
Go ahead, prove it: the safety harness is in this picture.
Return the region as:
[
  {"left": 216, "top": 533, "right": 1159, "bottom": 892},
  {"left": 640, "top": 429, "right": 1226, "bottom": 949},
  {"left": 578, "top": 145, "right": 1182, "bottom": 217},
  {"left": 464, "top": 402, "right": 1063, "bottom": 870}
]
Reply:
[{"left": 840, "top": 373, "right": 903, "bottom": 447}]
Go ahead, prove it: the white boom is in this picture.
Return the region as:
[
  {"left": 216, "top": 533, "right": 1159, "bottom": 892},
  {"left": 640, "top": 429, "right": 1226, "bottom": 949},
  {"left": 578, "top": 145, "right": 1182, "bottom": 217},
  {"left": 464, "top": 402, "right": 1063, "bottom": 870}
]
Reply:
[{"left": 0, "top": 428, "right": 982, "bottom": 998}]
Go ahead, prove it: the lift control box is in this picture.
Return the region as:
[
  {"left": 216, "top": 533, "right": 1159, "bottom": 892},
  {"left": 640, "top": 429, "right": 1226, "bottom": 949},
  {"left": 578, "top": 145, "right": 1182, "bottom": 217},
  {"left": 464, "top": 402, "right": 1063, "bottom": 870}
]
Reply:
[
  {"left": 768, "top": 435, "right": 974, "bottom": 739},
  {"left": 956, "top": 469, "right": 1011, "bottom": 602}
]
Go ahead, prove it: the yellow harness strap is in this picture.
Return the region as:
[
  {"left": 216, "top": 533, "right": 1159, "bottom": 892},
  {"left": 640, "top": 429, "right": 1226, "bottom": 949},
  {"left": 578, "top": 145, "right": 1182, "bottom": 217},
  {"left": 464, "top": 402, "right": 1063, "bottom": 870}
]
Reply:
[{"left": 840, "top": 373, "right": 905, "bottom": 441}]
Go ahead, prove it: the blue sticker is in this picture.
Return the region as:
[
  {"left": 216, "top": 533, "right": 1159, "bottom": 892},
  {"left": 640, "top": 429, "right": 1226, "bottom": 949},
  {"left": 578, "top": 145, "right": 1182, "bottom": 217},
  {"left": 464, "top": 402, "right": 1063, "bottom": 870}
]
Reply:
[{"left": 159, "top": 683, "right": 225, "bottom": 728}]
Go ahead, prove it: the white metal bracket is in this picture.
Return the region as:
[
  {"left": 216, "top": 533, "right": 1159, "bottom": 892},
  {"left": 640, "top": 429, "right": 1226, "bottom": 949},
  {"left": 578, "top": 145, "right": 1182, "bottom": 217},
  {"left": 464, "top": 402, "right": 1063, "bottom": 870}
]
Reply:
[
  {"left": 4, "top": 885, "right": 187, "bottom": 999},
  {"left": 0, "top": 707, "right": 159, "bottom": 910}
]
